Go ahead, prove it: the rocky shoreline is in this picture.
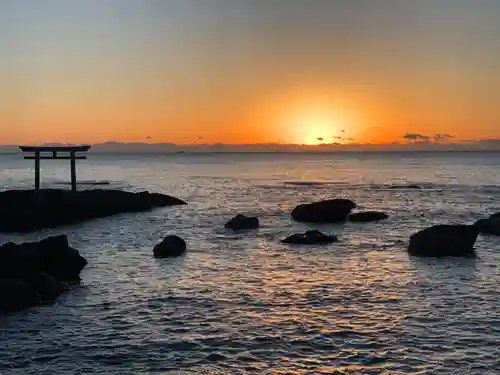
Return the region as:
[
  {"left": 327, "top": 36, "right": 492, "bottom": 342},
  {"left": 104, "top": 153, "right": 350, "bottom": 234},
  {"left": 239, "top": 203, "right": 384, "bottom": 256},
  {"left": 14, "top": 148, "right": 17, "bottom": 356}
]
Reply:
[{"left": 0, "top": 189, "right": 186, "bottom": 233}]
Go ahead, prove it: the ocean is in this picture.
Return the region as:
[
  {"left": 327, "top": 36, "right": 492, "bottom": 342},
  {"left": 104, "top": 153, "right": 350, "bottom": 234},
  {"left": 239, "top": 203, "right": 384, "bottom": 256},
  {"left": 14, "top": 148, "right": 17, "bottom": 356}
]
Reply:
[{"left": 0, "top": 152, "right": 500, "bottom": 374}]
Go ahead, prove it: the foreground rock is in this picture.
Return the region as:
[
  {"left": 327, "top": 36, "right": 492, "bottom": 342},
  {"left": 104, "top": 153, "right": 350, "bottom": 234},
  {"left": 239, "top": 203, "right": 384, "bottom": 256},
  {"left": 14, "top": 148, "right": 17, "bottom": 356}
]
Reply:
[
  {"left": 282, "top": 230, "right": 338, "bottom": 245},
  {"left": 474, "top": 218, "right": 500, "bottom": 236},
  {"left": 0, "top": 235, "right": 87, "bottom": 312},
  {"left": 291, "top": 199, "right": 356, "bottom": 223},
  {"left": 408, "top": 224, "right": 478, "bottom": 258},
  {"left": 0, "top": 189, "right": 187, "bottom": 233},
  {"left": 153, "top": 235, "right": 187, "bottom": 258},
  {"left": 225, "top": 214, "right": 259, "bottom": 231},
  {"left": 348, "top": 211, "right": 389, "bottom": 223}
]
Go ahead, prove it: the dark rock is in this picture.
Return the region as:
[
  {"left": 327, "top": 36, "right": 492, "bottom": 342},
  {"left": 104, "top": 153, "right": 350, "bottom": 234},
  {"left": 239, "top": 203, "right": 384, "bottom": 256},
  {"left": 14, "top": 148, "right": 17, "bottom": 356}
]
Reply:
[
  {"left": 0, "top": 235, "right": 87, "bottom": 312},
  {"left": 474, "top": 218, "right": 500, "bottom": 236},
  {"left": 225, "top": 214, "right": 259, "bottom": 230},
  {"left": 0, "top": 235, "right": 87, "bottom": 282},
  {"left": 348, "top": 211, "right": 389, "bottom": 223},
  {"left": 153, "top": 235, "right": 187, "bottom": 258},
  {"left": 0, "top": 280, "right": 41, "bottom": 312},
  {"left": 282, "top": 230, "right": 338, "bottom": 245},
  {"left": 408, "top": 224, "right": 478, "bottom": 258},
  {"left": 291, "top": 199, "right": 356, "bottom": 223},
  {"left": 489, "top": 212, "right": 500, "bottom": 220},
  {"left": 26, "top": 272, "right": 64, "bottom": 303},
  {"left": 0, "top": 189, "right": 187, "bottom": 233}
]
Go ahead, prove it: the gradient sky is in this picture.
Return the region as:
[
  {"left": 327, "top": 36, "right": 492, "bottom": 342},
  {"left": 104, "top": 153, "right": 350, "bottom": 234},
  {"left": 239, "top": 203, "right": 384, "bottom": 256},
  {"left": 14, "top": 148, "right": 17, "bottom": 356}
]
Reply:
[{"left": 1, "top": 0, "right": 500, "bottom": 145}]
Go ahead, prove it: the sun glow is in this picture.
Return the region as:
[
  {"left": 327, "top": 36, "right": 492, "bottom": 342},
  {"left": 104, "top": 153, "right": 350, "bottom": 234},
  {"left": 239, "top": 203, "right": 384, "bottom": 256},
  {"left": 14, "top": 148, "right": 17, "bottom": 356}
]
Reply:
[
  {"left": 255, "top": 89, "right": 367, "bottom": 145},
  {"left": 289, "top": 109, "right": 355, "bottom": 145}
]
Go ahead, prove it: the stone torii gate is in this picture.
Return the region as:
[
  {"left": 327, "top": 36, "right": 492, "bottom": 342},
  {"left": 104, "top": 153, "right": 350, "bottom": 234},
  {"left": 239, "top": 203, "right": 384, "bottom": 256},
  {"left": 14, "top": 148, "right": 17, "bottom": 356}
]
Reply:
[{"left": 19, "top": 145, "right": 91, "bottom": 192}]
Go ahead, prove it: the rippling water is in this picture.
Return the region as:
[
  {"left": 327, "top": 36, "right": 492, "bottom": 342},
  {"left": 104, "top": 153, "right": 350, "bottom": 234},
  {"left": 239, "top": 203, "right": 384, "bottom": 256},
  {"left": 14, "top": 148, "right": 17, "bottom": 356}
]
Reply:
[{"left": 1, "top": 152, "right": 500, "bottom": 374}]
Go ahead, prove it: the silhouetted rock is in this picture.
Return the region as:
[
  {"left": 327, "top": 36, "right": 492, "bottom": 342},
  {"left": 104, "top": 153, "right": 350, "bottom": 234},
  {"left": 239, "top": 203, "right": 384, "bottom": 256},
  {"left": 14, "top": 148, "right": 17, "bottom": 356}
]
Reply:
[
  {"left": 26, "top": 272, "right": 64, "bottom": 303},
  {"left": 0, "top": 280, "right": 41, "bottom": 313},
  {"left": 0, "top": 235, "right": 87, "bottom": 312},
  {"left": 282, "top": 230, "right": 338, "bottom": 245},
  {"left": 291, "top": 199, "right": 356, "bottom": 223},
  {"left": 389, "top": 184, "right": 422, "bottom": 190},
  {"left": 348, "top": 211, "right": 389, "bottom": 223},
  {"left": 489, "top": 212, "right": 500, "bottom": 220},
  {"left": 0, "top": 189, "right": 187, "bottom": 233},
  {"left": 408, "top": 225, "right": 478, "bottom": 258},
  {"left": 153, "top": 235, "right": 187, "bottom": 258},
  {"left": 225, "top": 214, "right": 259, "bottom": 230},
  {"left": 474, "top": 218, "right": 500, "bottom": 236}
]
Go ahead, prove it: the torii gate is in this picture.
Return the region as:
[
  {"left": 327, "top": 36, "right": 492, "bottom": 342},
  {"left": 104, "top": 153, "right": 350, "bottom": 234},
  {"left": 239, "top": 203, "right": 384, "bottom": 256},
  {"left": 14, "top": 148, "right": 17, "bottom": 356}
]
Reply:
[{"left": 19, "top": 145, "right": 91, "bottom": 192}]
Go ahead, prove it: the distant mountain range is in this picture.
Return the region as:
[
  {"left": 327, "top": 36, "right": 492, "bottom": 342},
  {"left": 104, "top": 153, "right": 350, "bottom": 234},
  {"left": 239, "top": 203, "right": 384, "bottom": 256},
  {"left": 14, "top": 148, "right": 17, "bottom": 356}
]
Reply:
[{"left": 1, "top": 140, "right": 500, "bottom": 153}]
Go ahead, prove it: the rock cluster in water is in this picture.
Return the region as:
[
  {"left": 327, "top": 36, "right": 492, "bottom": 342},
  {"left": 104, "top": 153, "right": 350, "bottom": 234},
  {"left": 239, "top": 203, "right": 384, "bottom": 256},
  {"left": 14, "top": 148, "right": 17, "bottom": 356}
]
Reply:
[
  {"left": 5, "top": 192, "right": 497, "bottom": 313},
  {"left": 0, "top": 189, "right": 187, "bottom": 233},
  {"left": 0, "top": 235, "right": 87, "bottom": 312}
]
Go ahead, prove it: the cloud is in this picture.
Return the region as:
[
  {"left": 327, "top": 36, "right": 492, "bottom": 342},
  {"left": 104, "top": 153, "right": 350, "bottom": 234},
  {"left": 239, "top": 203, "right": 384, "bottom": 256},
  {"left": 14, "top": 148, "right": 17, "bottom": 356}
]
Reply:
[
  {"left": 403, "top": 133, "right": 431, "bottom": 141},
  {"left": 317, "top": 137, "right": 324, "bottom": 141},
  {"left": 403, "top": 133, "right": 455, "bottom": 143},
  {"left": 433, "top": 133, "right": 454, "bottom": 142}
]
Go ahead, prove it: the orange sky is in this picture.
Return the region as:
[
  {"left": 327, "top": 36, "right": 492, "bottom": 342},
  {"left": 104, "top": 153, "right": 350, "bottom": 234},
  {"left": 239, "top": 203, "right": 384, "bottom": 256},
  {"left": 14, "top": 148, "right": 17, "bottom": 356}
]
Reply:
[{"left": 1, "top": 1, "right": 500, "bottom": 145}]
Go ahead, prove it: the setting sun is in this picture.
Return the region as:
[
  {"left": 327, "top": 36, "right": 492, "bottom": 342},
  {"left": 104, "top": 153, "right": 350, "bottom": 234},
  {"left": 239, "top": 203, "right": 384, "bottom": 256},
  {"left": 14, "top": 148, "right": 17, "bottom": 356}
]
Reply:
[
  {"left": 301, "top": 119, "right": 343, "bottom": 145},
  {"left": 286, "top": 104, "right": 359, "bottom": 145}
]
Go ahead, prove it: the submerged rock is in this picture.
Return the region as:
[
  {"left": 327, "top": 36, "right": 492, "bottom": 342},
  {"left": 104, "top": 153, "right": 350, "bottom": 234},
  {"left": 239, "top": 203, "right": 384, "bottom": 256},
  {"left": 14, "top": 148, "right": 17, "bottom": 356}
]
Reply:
[
  {"left": 291, "top": 199, "right": 356, "bottom": 223},
  {"left": 389, "top": 184, "right": 422, "bottom": 190},
  {"left": 153, "top": 235, "right": 187, "bottom": 258},
  {"left": 0, "top": 189, "right": 187, "bottom": 233},
  {"left": 225, "top": 214, "right": 259, "bottom": 231},
  {"left": 408, "top": 224, "right": 478, "bottom": 258},
  {"left": 282, "top": 230, "right": 338, "bottom": 245},
  {"left": 474, "top": 218, "right": 500, "bottom": 236},
  {"left": 0, "top": 235, "right": 87, "bottom": 313},
  {"left": 348, "top": 211, "right": 389, "bottom": 223}
]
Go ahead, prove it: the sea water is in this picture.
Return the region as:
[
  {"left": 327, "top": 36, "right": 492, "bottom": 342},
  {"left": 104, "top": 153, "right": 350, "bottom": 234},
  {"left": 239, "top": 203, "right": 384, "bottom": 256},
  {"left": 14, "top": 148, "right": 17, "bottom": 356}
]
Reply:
[{"left": 0, "top": 152, "right": 499, "bottom": 374}]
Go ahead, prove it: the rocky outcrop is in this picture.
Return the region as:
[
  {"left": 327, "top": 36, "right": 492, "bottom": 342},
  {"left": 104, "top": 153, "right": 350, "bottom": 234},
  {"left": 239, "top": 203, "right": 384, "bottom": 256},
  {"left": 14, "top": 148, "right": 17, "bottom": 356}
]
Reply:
[
  {"left": 474, "top": 217, "right": 500, "bottom": 236},
  {"left": 0, "top": 189, "right": 187, "bottom": 233},
  {"left": 225, "top": 214, "right": 259, "bottom": 231},
  {"left": 408, "top": 224, "right": 478, "bottom": 258},
  {"left": 348, "top": 211, "right": 389, "bottom": 223},
  {"left": 291, "top": 199, "right": 356, "bottom": 223},
  {"left": 282, "top": 230, "right": 338, "bottom": 245},
  {"left": 0, "top": 235, "right": 87, "bottom": 312},
  {"left": 153, "top": 235, "right": 187, "bottom": 258}
]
